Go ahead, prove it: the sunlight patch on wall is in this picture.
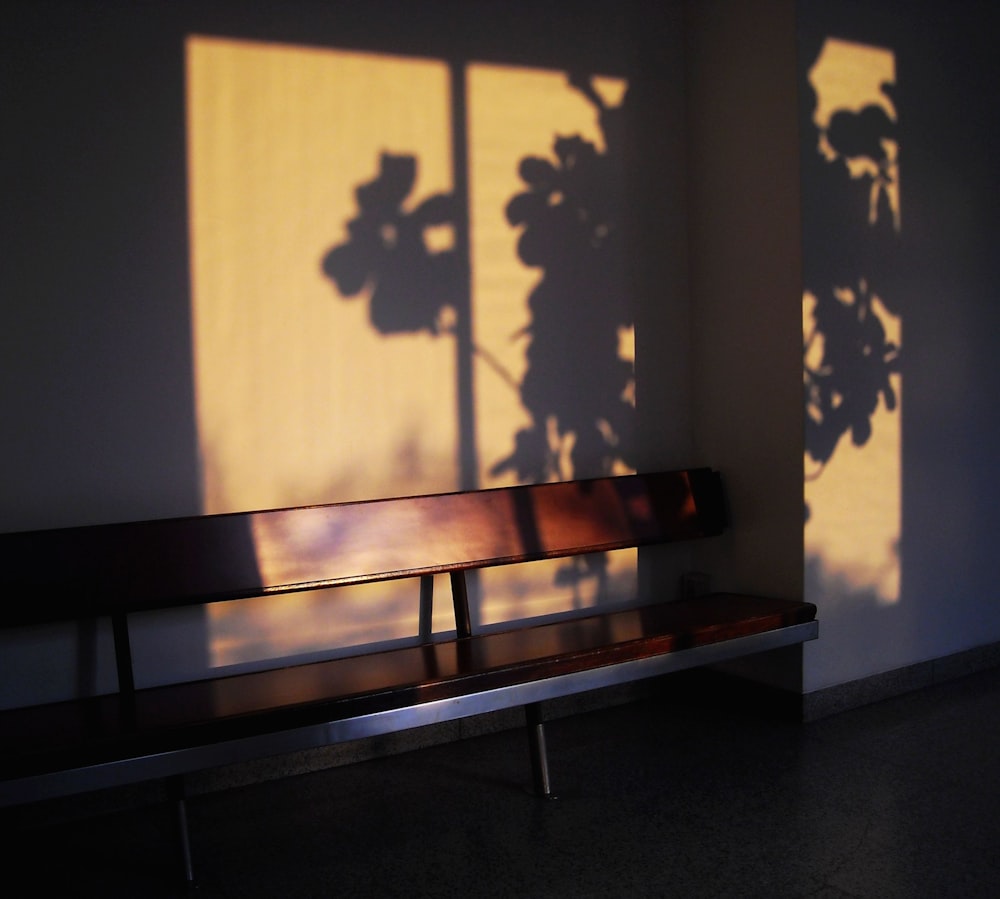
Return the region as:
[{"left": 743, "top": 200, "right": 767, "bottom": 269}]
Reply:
[
  {"left": 467, "top": 63, "right": 634, "bottom": 626},
  {"left": 187, "top": 37, "right": 634, "bottom": 664},
  {"left": 809, "top": 37, "right": 900, "bottom": 227},
  {"left": 187, "top": 38, "right": 459, "bottom": 666},
  {"left": 468, "top": 63, "right": 630, "bottom": 489},
  {"left": 804, "top": 291, "right": 901, "bottom": 601},
  {"left": 803, "top": 38, "right": 902, "bottom": 605},
  {"left": 187, "top": 37, "right": 456, "bottom": 514}
]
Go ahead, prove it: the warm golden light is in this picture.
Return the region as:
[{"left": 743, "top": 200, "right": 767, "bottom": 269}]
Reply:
[
  {"left": 809, "top": 37, "right": 900, "bottom": 228},
  {"left": 804, "top": 291, "right": 901, "bottom": 601},
  {"left": 187, "top": 37, "right": 633, "bottom": 664},
  {"left": 187, "top": 37, "right": 457, "bottom": 514},
  {"left": 467, "top": 62, "right": 634, "bottom": 624},
  {"left": 803, "top": 38, "right": 902, "bottom": 605}
]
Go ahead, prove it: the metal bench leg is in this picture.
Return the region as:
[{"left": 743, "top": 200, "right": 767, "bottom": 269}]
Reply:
[
  {"left": 525, "top": 702, "right": 555, "bottom": 799},
  {"left": 168, "top": 775, "right": 195, "bottom": 885}
]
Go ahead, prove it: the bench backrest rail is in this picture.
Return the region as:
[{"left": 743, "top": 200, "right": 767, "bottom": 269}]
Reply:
[
  {"left": 1, "top": 469, "right": 725, "bottom": 622},
  {"left": 1, "top": 468, "right": 727, "bottom": 705}
]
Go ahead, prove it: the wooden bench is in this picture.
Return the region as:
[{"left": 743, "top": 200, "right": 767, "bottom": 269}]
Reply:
[{"left": 0, "top": 468, "right": 816, "bottom": 882}]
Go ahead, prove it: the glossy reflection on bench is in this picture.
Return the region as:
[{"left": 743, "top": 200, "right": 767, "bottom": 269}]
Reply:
[{"left": 1, "top": 469, "right": 719, "bottom": 619}]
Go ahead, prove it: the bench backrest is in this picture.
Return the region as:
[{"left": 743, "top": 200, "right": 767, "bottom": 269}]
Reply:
[{"left": 0, "top": 468, "right": 725, "bottom": 629}]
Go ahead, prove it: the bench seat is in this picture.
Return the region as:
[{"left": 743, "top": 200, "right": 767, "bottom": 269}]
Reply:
[{"left": 1, "top": 592, "right": 815, "bottom": 806}]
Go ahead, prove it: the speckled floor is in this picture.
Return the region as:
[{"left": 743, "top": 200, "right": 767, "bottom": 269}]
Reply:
[{"left": 6, "top": 665, "right": 1000, "bottom": 898}]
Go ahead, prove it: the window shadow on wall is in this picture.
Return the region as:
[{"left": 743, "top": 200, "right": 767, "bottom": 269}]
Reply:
[
  {"left": 491, "top": 74, "right": 634, "bottom": 486},
  {"left": 800, "top": 32, "right": 903, "bottom": 605},
  {"left": 320, "top": 69, "right": 637, "bottom": 622},
  {"left": 322, "top": 72, "right": 634, "bottom": 486},
  {"left": 801, "top": 35, "right": 902, "bottom": 509}
]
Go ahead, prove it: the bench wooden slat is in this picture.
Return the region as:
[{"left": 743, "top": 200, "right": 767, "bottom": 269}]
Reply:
[
  {"left": 0, "top": 593, "right": 815, "bottom": 786},
  {"left": 140, "top": 593, "right": 815, "bottom": 728}
]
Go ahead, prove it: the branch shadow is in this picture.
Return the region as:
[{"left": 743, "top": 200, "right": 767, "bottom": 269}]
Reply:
[
  {"left": 319, "top": 70, "right": 635, "bottom": 614},
  {"left": 800, "top": 36, "right": 903, "bottom": 522}
]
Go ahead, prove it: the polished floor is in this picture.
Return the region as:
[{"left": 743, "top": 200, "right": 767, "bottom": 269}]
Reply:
[{"left": 5, "top": 664, "right": 1000, "bottom": 898}]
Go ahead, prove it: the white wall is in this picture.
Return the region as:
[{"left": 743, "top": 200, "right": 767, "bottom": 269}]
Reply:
[
  {"left": 1, "top": 0, "right": 696, "bottom": 705},
  {"left": 796, "top": 0, "right": 1000, "bottom": 692},
  {"left": 682, "top": 0, "right": 1000, "bottom": 697},
  {"left": 685, "top": 0, "right": 805, "bottom": 605},
  {"left": 5, "top": 0, "right": 998, "bottom": 706},
  {"left": 2, "top": 4, "right": 200, "bottom": 532}
]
